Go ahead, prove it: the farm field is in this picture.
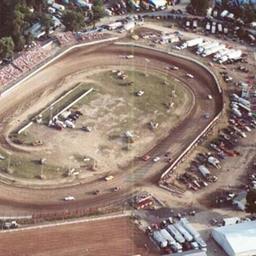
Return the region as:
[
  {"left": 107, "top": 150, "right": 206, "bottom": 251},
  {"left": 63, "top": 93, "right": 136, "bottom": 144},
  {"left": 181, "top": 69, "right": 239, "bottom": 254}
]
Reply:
[{"left": 0, "top": 217, "right": 158, "bottom": 256}]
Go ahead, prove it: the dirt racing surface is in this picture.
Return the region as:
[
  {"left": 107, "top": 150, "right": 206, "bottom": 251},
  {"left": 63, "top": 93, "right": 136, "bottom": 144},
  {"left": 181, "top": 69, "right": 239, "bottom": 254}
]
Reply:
[
  {"left": 0, "top": 217, "right": 157, "bottom": 256},
  {"left": 0, "top": 43, "right": 222, "bottom": 215}
]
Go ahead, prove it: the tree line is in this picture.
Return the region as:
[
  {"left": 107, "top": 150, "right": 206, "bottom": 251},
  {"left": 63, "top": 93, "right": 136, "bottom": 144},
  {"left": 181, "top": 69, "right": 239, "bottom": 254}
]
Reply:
[{"left": 0, "top": 0, "right": 105, "bottom": 59}]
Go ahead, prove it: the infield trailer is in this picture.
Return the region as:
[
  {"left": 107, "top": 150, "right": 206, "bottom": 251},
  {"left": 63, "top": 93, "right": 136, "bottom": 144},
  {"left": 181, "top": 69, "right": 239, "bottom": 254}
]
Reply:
[{"left": 115, "top": 42, "right": 224, "bottom": 191}]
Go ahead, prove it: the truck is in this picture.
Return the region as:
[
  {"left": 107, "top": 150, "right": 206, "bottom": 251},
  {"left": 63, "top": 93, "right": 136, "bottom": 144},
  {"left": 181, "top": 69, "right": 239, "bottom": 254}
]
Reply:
[
  {"left": 180, "top": 38, "right": 204, "bottom": 49},
  {"left": 166, "top": 225, "right": 185, "bottom": 244},
  {"left": 152, "top": 230, "right": 168, "bottom": 248},
  {"left": 159, "top": 229, "right": 176, "bottom": 245},
  {"left": 201, "top": 44, "right": 226, "bottom": 57}
]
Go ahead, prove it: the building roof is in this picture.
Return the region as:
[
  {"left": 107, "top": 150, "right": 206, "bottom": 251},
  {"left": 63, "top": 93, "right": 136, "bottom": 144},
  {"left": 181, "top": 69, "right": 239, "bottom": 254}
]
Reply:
[{"left": 212, "top": 221, "right": 256, "bottom": 256}]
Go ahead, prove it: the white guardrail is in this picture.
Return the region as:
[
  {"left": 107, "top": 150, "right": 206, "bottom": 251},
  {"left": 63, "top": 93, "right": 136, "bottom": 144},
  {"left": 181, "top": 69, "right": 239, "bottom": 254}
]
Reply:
[
  {"left": 114, "top": 42, "right": 223, "bottom": 181},
  {"left": 0, "top": 37, "right": 119, "bottom": 98}
]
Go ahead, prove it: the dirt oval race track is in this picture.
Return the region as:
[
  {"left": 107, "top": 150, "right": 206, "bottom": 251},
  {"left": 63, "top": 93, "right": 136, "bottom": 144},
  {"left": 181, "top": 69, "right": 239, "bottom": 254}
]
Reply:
[{"left": 0, "top": 43, "right": 223, "bottom": 215}]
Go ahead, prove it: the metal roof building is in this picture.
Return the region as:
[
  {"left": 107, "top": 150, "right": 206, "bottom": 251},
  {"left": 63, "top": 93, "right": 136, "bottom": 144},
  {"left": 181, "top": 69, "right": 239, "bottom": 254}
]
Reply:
[
  {"left": 212, "top": 221, "right": 256, "bottom": 256},
  {"left": 215, "top": 0, "right": 256, "bottom": 5}
]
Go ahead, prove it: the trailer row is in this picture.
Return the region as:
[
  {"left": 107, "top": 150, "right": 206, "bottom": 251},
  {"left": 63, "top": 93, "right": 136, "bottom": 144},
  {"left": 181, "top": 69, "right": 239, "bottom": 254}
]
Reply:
[{"left": 149, "top": 217, "right": 207, "bottom": 254}]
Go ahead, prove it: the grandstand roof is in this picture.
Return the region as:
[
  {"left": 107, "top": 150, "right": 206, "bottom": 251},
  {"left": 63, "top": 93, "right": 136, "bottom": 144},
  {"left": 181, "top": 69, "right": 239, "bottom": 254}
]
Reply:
[{"left": 212, "top": 221, "right": 256, "bottom": 256}]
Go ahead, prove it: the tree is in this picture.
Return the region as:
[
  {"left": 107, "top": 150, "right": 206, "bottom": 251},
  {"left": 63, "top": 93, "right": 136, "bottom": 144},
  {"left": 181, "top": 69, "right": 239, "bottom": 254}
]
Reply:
[
  {"left": 246, "top": 190, "right": 256, "bottom": 214},
  {"left": 92, "top": 0, "right": 105, "bottom": 22},
  {"left": 41, "top": 13, "right": 53, "bottom": 36},
  {"left": 24, "top": 32, "right": 34, "bottom": 45},
  {"left": 191, "top": 0, "right": 209, "bottom": 16},
  {"left": 13, "top": 33, "right": 25, "bottom": 51},
  {"left": 0, "top": 37, "right": 15, "bottom": 59},
  {"left": 62, "top": 10, "right": 84, "bottom": 31}
]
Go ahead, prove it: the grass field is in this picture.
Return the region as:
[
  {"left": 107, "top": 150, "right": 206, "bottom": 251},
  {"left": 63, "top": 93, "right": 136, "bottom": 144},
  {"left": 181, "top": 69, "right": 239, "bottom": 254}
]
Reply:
[{"left": 1, "top": 68, "right": 191, "bottom": 180}]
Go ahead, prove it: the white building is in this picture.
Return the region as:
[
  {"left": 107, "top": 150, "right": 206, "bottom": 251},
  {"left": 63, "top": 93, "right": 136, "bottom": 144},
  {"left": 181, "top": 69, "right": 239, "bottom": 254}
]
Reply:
[{"left": 212, "top": 221, "right": 256, "bottom": 256}]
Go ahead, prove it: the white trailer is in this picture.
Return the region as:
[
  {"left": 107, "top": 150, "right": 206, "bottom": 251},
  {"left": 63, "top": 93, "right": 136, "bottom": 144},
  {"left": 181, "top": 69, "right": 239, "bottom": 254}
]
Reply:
[
  {"left": 211, "top": 25, "right": 216, "bottom": 34},
  {"left": 238, "top": 97, "right": 250, "bottom": 108},
  {"left": 152, "top": 231, "right": 168, "bottom": 248},
  {"left": 197, "top": 41, "right": 219, "bottom": 55},
  {"left": 213, "top": 48, "right": 230, "bottom": 61},
  {"left": 205, "top": 22, "right": 211, "bottom": 31},
  {"left": 197, "top": 41, "right": 210, "bottom": 49},
  {"left": 202, "top": 44, "right": 226, "bottom": 57},
  {"left": 185, "top": 20, "right": 190, "bottom": 27},
  {"left": 192, "top": 20, "right": 198, "bottom": 29},
  {"left": 195, "top": 236, "right": 207, "bottom": 250},
  {"left": 213, "top": 10, "right": 218, "bottom": 17},
  {"left": 180, "top": 38, "right": 204, "bottom": 49},
  {"left": 207, "top": 7, "right": 212, "bottom": 17},
  {"left": 198, "top": 165, "right": 210, "bottom": 178},
  {"left": 166, "top": 225, "right": 185, "bottom": 244},
  {"left": 107, "top": 22, "right": 123, "bottom": 30},
  {"left": 238, "top": 103, "right": 251, "bottom": 112},
  {"left": 217, "top": 23, "right": 223, "bottom": 33},
  {"left": 174, "top": 223, "right": 193, "bottom": 242},
  {"left": 232, "top": 108, "right": 242, "bottom": 117},
  {"left": 219, "top": 50, "right": 242, "bottom": 64},
  {"left": 223, "top": 27, "right": 228, "bottom": 34},
  {"left": 180, "top": 218, "right": 200, "bottom": 239},
  {"left": 159, "top": 229, "right": 176, "bottom": 245},
  {"left": 160, "top": 34, "right": 179, "bottom": 44}
]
